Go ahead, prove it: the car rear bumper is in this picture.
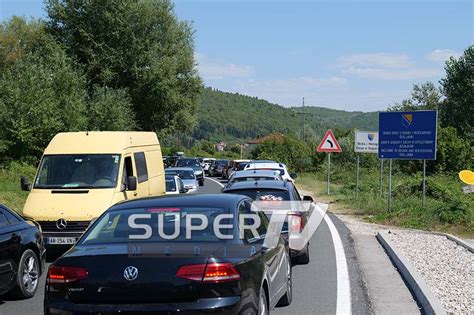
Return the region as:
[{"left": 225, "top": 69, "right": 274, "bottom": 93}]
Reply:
[{"left": 45, "top": 296, "right": 244, "bottom": 314}]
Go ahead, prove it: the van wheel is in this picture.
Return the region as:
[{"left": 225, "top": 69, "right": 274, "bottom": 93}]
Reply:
[{"left": 12, "top": 249, "right": 39, "bottom": 299}]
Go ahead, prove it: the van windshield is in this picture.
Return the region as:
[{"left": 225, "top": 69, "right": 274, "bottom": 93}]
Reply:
[{"left": 34, "top": 154, "right": 121, "bottom": 189}]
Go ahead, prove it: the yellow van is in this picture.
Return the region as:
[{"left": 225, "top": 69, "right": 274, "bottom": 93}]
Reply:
[{"left": 20, "top": 131, "right": 165, "bottom": 247}]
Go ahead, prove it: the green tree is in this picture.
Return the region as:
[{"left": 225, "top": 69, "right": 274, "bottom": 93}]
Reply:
[
  {"left": 87, "top": 86, "right": 137, "bottom": 131},
  {"left": 0, "top": 51, "right": 88, "bottom": 161},
  {"left": 46, "top": 0, "right": 202, "bottom": 134},
  {"left": 389, "top": 82, "right": 442, "bottom": 111},
  {"left": 253, "top": 136, "right": 311, "bottom": 172},
  {"left": 440, "top": 46, "right": 474, "bottom": 141}
]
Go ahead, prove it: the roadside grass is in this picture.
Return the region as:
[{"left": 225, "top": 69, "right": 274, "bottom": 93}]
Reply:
[
  {"left": 299, "top": 168, "right": 474, "bottom": 238},
  {"left": 0, "top": 162, "right": 36, "bottom": 213}
]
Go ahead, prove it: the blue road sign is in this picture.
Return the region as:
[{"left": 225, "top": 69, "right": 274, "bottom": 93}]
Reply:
[{"left": 379, "top": 111, "right": 437, "bottom": 160}]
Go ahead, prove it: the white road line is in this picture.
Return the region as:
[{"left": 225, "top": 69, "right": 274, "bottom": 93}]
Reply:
[
  {"left": 204, "top": 177, "right": 224, "bottom": 187},
  {"left": 315, "top": 207, "right": 352, "bottom": 314}
]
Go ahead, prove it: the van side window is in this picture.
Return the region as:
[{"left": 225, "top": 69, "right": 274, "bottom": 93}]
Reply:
[
  {"left": 123, "top": 156, "right": 134, "bottom": 180},
  {"left": 134, "top": 152, "right": 148, "bottom": 183}
]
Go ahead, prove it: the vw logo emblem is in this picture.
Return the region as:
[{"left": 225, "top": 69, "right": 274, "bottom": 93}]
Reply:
[
  {"left": 56, "top": 218, "right": 67, "bottom": 230},
  {"left": 123, "top": 266, "right": 138, "bottom": 281}
]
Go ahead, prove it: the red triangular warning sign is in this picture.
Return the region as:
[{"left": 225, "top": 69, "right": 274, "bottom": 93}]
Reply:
[{"left": 316, "top": 130, "right": 342, "bottom": 153}]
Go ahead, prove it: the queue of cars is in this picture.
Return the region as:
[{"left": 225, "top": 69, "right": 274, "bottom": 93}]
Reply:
[{"left": 2, "top": 134, "right": 313, "bottom": 314}]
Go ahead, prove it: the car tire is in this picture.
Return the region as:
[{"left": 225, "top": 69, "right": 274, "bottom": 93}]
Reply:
[
  {"left": 277, "top": 256, "right": 292, "bottom": 307},
  {"left": 11, "top": 249, "right": 40, "bottom": 299},
  {"left": 258, "top": 286, "right": 269, "bottom": 315},
  {"left": 293, "top": 243, "right": 310, "bottom": 265},
  {"left": 199, "top": 179, "right": 204, "bottom": 186}
]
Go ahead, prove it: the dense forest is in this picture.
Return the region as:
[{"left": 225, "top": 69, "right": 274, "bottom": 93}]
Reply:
[{"left": 192, "top": 87, "right": 378, "bottom": 143}]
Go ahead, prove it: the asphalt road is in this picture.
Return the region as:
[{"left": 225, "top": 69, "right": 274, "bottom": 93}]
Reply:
[{"left": 0, "top": 177, "right": 367, "bottom": 314}]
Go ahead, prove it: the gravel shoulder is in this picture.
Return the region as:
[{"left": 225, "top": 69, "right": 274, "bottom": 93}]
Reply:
[
  {"left": 336, "top": 214, "right": 474, "bottom": 314},
  {"left": 386, "top": 231, "right": 474, "bottom": 314}
]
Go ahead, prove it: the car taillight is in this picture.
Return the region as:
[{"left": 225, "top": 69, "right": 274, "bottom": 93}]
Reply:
[
  {"left": 176, "top": 262, "right": 240, "bottom": 283},
  {"left": 289, "top": 214, "right": 304, "bottom": 233},
  {"left": 48, "top": 266, "right": 88, "bottom": 284}
]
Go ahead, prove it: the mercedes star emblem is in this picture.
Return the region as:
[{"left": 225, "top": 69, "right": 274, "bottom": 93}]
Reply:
[{"left": 56, "top": 218, "right": 67, "bottom": 230}]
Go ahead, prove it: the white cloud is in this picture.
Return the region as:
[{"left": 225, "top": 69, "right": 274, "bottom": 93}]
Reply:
[
  {"left": 343, "top": 66, "right": 443, "bottom": 80},
  {"left": 427, "top": 49, "right": 461, "bottom": 63},
  {"left": 195, "top": 53, "right": 255, "bottom": 80},
  {"left": 337, "top": 52, "right": 443, "bottom": 80},
  {"left": 337, "top": 53, "right": 412, "bottom": 69}
]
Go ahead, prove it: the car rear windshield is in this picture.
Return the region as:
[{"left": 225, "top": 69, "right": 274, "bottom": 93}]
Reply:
[
  {"left": 34, "top": 154, "right": 120, "bottom": 189},
  {"left": 226, "top": 189, "right": 289, "bottom": 201},
  {"left": 176, "top": 159, "right": 201, "bottom": 168},
  {"left": 166, "top": 170, "right": 195, "bottom": 179},
  {"left": 80, "top": 207, "right": 229, "bottom": 245},
  {"left": 234, "top": 176, "right": 276, "bottom": 182}
]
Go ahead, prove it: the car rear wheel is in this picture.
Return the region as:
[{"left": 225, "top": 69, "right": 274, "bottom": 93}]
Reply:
[
  {"left": 12, "top": 249, "right": 39, "bottom": 299},
  {"left": 277, "top": 257, "right": 292, "bottom": 306},
  {"left": 259, "top": 287, "right": 269, "bottom": 315}
]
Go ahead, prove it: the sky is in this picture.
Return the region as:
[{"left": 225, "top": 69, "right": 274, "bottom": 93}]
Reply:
[{"left": 1, "top": 0, "right": 472, "bottom": 112}]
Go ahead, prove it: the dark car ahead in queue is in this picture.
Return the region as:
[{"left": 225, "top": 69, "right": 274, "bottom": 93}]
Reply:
[
  {"left": 0, "top": 205, "right": 46, "bottom": 299},
  {"left": 175, "top": 158, "right": 204, "bottom": 186},
  {"left": 44, "top": 194, "right": 292, "bottom": 314},
  {"left": 222, "top": 180, "right": 312, "bottom": 265}
]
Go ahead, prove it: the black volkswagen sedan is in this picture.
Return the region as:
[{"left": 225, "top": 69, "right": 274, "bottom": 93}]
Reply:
[
  {"left": 44, "top": 194, "right": 292, "bottom": 314},
  {"left": 0, "top": 204, "right": 46, "bottom": 299}
]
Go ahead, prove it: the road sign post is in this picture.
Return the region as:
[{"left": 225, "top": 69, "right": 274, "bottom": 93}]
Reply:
[
  {"left": 379, "top": 159, "right": 383, "bottom": 197},
  {"left": 422, "top": 160, "right": 426, "bottom": 207},
  {"left": 388, "top": 159, "right": 392, "bottom": 211},
  {"left": 356, "top": 154, "right": 360, "bottom": 198},
  {"left": 354, "top": 131, "right": 378, "bottom": 198},
  {"left": 327, "top": 153, "right": 331, "bottom": 194},
  {"left": 379, "top": 111, "right": 437, "bottom": 210},
  {"left": 317, "top": 129, "right": 342, "bottom": 195}
]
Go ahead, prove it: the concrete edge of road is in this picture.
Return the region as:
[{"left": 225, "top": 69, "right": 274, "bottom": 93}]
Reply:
[{"left": 376, "top": 230, "right": 446, "bottom": 315}]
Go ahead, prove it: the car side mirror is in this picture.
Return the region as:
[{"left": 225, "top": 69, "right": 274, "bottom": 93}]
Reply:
[
  {"left": 290, "top": 173, "right": 298, "bottom": 179},
  {"left": 303, "top": 195, "right": 313, "bottom": 202},
  {"left": 127, "top": 176, "right": 137, "bottom": 191},
  {"left": 20, "top": 176, "right": 31, "bottom": 191}
]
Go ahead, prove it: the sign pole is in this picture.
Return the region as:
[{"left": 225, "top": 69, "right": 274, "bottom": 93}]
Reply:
[
  {"left": 422, "top": 160, "right": 426, "bottom": 208},
  {"left": 379, "top": 159, "right": 384, "bottom": 197},
  {"left": 388, "top": 159, "right": 392, "bottom": 211},
  {"left": 327, "top": 153, "right": 331, "bottom": 194},
  {"left": 356, "top": 154, "right": 360, "bottom": 198}
]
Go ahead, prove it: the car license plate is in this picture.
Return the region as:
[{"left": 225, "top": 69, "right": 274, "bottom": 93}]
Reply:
[{"left": 47, "top": 237, "right": 77, "bottom": 245}]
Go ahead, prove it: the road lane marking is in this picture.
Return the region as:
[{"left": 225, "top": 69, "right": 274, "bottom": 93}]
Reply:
[
  {"left": 315, "top": 206, "right": 352, "bottom": 314},
  {"left": 205, "top": 177, "right": 225, "bottom": 187}
]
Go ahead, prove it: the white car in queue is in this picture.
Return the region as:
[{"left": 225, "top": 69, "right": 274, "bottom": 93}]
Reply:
[
  {"left": 165, "top": 175, "right": 188, "bottom": 195},
  {"left": 226, "top": 170, "right": 283, "bottom": 187},
  {"left": 165, "top": 167, "right": 199, "bottom": 193},
  {"left": 202, "top": 158, "right": 216, "bottom": 174},
  {"left": 244, "top": 162, "right": 297, "bottom": 182}
]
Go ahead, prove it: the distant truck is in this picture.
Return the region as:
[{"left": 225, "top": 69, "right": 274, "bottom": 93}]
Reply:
[{"left": 20, "top": 131, "right": 166, "bottom": 249}]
